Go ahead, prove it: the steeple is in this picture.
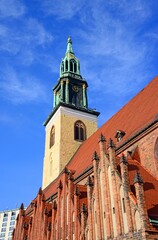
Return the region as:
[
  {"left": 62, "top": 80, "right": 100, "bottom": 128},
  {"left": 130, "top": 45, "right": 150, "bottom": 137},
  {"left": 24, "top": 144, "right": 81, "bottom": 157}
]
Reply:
[
  {"left": 60, "top": 36, "right": 81, "bottom": 77},
  {"left": 42, "top": 37, "right": 99, "bottom": 188},
  {"left": 53, "top": 37, "right": 89, "bottom": 110}
]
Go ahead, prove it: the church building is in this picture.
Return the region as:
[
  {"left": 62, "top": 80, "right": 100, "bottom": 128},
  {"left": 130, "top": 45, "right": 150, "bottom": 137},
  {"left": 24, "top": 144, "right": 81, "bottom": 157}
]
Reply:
[{"left": 13, "top": 37, "right": 158, "bottom": 240}]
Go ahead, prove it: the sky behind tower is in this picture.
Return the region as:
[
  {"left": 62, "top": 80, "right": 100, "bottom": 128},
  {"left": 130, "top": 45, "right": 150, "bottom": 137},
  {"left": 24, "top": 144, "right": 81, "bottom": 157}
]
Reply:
[{"left": 0, "top": 0, "right": 158, "bottom": 210}]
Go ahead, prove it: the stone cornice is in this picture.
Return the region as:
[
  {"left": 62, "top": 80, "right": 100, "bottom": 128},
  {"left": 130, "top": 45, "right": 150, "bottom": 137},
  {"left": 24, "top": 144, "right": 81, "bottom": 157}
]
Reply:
[{"left": 44, "top": 102, "right": 100, "bottom": 127}]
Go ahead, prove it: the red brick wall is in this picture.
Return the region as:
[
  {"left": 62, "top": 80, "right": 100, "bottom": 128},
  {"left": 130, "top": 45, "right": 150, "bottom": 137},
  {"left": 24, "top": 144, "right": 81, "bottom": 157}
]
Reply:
[{"left": 124, "top": 127, "right": 158, "bottom": 178}]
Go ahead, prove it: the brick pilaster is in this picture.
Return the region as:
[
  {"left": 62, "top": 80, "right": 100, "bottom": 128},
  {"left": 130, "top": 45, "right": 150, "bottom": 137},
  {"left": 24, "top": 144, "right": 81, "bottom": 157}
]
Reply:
[
  {"left": 27, "top": 217, "right": 32, "bottom": 239},
  {"left": 74, "top": 186, "right": 80, "bottom": 240},
  {"left": 92, "top": 151, "right": 102, "bottom": 239},
  {"left": 120, "top": 154, "right": 134, "bottom": 233},
  {"left": 47, "top": 222, "right": 51, "bottom": 240},
  {"left": 99, "top": 133, "right": 112, "bottom": 239},
  {"left": 61, "top": 171, "right": 68, "bottom": 240},
  {"left": 51, "top": 201, "right": 57, "bottom": 240},
  {"left": 68, "top": 172, "right": 74, "bottom": 240},
  {"left": 86, "top": 176, "right": 94, "bottom": 240},
  {"left": 134, "top": 171, "right": 149, "bottom": 232},
  {"left": 108, "top": 139, "right": 122, "bottom": 236},
  {"left": 56, "top": 180, "right": 63, "bottom": 240},
  {"left": 80, "top": 203, "right": 88, "bottom": 240}
]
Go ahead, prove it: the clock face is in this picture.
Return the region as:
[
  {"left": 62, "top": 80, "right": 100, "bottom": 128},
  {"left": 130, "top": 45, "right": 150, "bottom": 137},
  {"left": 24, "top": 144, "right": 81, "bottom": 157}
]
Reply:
[{"left": 72, "top": 86, "right": 79, "bottom": 92}]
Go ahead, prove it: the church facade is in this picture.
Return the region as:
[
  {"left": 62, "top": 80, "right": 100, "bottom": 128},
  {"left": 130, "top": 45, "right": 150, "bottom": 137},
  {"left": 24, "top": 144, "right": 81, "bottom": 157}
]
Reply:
[{"left": 13, "top": 38, "right": 158, "bottom": 240}]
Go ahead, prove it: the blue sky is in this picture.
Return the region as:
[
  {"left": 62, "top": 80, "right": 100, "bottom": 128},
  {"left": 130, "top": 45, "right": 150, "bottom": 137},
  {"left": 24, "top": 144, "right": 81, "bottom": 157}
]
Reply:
[{"left": 0, "top": 0, "right": 158, "bottom": 211}]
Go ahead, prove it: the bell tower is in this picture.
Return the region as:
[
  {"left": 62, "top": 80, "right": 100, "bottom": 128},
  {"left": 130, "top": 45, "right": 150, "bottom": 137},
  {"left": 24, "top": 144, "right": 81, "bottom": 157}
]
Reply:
[{"left": 42, "top": 37, "right": 100, "bottom": 189}]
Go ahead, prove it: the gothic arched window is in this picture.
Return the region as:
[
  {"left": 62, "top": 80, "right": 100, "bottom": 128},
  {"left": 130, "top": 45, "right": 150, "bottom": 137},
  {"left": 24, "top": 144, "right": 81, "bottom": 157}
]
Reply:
[
  {"left": 50, "top": 126, "right": 55, "bottom": 148},
  {"left": 74, "top": 121, "right": 86, "bottom": 141}
]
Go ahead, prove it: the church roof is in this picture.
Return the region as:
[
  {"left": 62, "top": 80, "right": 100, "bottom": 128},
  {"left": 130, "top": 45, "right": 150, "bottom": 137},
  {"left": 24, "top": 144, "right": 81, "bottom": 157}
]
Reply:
[{"left": 43, "top": 75, "right": 158, "bottom": 217}]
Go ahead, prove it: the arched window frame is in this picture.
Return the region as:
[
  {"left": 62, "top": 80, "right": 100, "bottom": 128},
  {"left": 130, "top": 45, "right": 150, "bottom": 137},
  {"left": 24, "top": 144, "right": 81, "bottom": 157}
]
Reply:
[
  {"left": 74, "top": 120, "right": 86, "bottom": 141},
  {"left": 50, "top": 126, "right": 55, "bottom": 148},
  {"left": 70, "top": 59, "right": 77, "bottom": 73}
]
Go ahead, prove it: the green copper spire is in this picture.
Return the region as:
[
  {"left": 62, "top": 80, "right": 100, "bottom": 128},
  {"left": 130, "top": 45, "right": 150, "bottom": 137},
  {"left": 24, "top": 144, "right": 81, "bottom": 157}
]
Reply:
[
  {"left": 66, "top": 36, "right": 74, "bottom": 54},
  {"left": 52, "top": 37, "right": 89, "bottom": 110},
  {"left": 60, "top": 36, "right": 81, "bottom": 77},
  {"left": 43, "top": 37, "right": 100, "bottom": 127}
]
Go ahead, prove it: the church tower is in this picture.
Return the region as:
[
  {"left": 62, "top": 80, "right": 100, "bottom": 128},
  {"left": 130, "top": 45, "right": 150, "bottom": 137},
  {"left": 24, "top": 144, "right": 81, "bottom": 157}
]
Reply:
[{"left": 42, "top": 37, "right": 100, "bottom": 189}]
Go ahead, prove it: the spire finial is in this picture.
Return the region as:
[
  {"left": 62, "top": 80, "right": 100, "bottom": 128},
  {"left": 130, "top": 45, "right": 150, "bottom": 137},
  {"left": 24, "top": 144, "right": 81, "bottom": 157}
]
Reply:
[
  {"left": 68, "top": 36, "right": 72, "bottom": 44},
  {"left": 134, "top": 171, "right": 143, "bottom": 185},
  {"left": 66, "top": 36, "right": 74, "bottom": 54}
]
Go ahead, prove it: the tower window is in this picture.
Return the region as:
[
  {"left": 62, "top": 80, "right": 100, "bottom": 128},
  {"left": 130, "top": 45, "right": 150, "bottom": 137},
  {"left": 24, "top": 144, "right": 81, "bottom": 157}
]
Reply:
[
  {"left": 74, "top": 121, "right": 86, "bottom": 141},
  {"left": 50, "top": 126, "right": 55, "bottom": 148},
  {"left": 65, "top": 60, "right": 68, "bottom": 71},
  {"left": 70, "top": 59, "right": 77, "bottom": 73},
  {"left": 70, "top": 60, "right": 73, "bottom": 71},
  {"left": 74, "top": 62, "right": 77, "bottom": 72}
]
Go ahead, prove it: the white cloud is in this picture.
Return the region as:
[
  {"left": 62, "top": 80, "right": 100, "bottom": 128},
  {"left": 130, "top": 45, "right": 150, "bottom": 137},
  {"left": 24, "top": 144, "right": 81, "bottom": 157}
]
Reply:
[
  {"left": 0, "top": 0, "right": 26, "bottom": 18},
  {"left": 0, "top": 67, "right": 48, "bottom": 104},
  {"left": 145, "top": 30, "right": 158, "bottom": 41},
  {"left": 26, "top": 18, "right": 53, "bottom": 46},
  {"left": 116, "top": 0, "right": 151, "bottom": 21},
  {"left": 71, "top": 0, "right": 153, "bottom": 97},
  {"left": 1, "top": 18, "right": 53, "bottom": 50},
  {"left": 42, "top": 0, "right": 85, "bottom": 19},
  {"left": 0, "top": 18, "right": 54, "bottom": 65}
]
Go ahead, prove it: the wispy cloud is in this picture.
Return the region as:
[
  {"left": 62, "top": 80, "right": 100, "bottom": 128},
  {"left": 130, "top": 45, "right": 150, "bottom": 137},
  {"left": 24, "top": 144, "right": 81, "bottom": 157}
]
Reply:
[
  {"left": 71, "top": 0, "right": 154, "bottom": 97},
  {"left": 0, "top": 0, "right": 26, "bottom": 18},
  {"left": 0, "top": 67, "right": 48, "bottom": 104},
  {"left": 0, "top": 18, "right": 54, "bottom": 65},
  {"left": 42, "top": 0, "right": 85, "bottom": 19},
  {"left": 26, "top": 18, "right": 53, "bottom": 46}
]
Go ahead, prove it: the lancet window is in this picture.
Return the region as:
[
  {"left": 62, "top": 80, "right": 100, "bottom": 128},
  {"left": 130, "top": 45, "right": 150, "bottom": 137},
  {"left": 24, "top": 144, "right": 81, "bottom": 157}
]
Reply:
[{"left": 74, "top": 121, "right": 86, "bottom": 141}]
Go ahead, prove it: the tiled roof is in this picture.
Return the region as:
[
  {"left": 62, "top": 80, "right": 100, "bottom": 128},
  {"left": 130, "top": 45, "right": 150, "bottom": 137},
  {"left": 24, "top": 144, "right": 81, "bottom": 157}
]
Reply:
[{"left": 42, "top": 76, "right": 158, "bottom": 214}]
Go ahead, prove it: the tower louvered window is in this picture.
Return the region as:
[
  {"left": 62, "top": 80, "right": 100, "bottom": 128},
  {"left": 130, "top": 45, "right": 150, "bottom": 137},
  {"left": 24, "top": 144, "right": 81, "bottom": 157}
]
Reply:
[{"left": 74, "top": 121, "right": 86, "bottom": 141}]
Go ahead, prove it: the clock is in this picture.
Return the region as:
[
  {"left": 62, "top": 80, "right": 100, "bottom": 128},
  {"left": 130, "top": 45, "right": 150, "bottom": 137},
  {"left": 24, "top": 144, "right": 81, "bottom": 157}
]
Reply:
[{"left": 72, "top": 86, "right": 79, "bottom": 92}]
